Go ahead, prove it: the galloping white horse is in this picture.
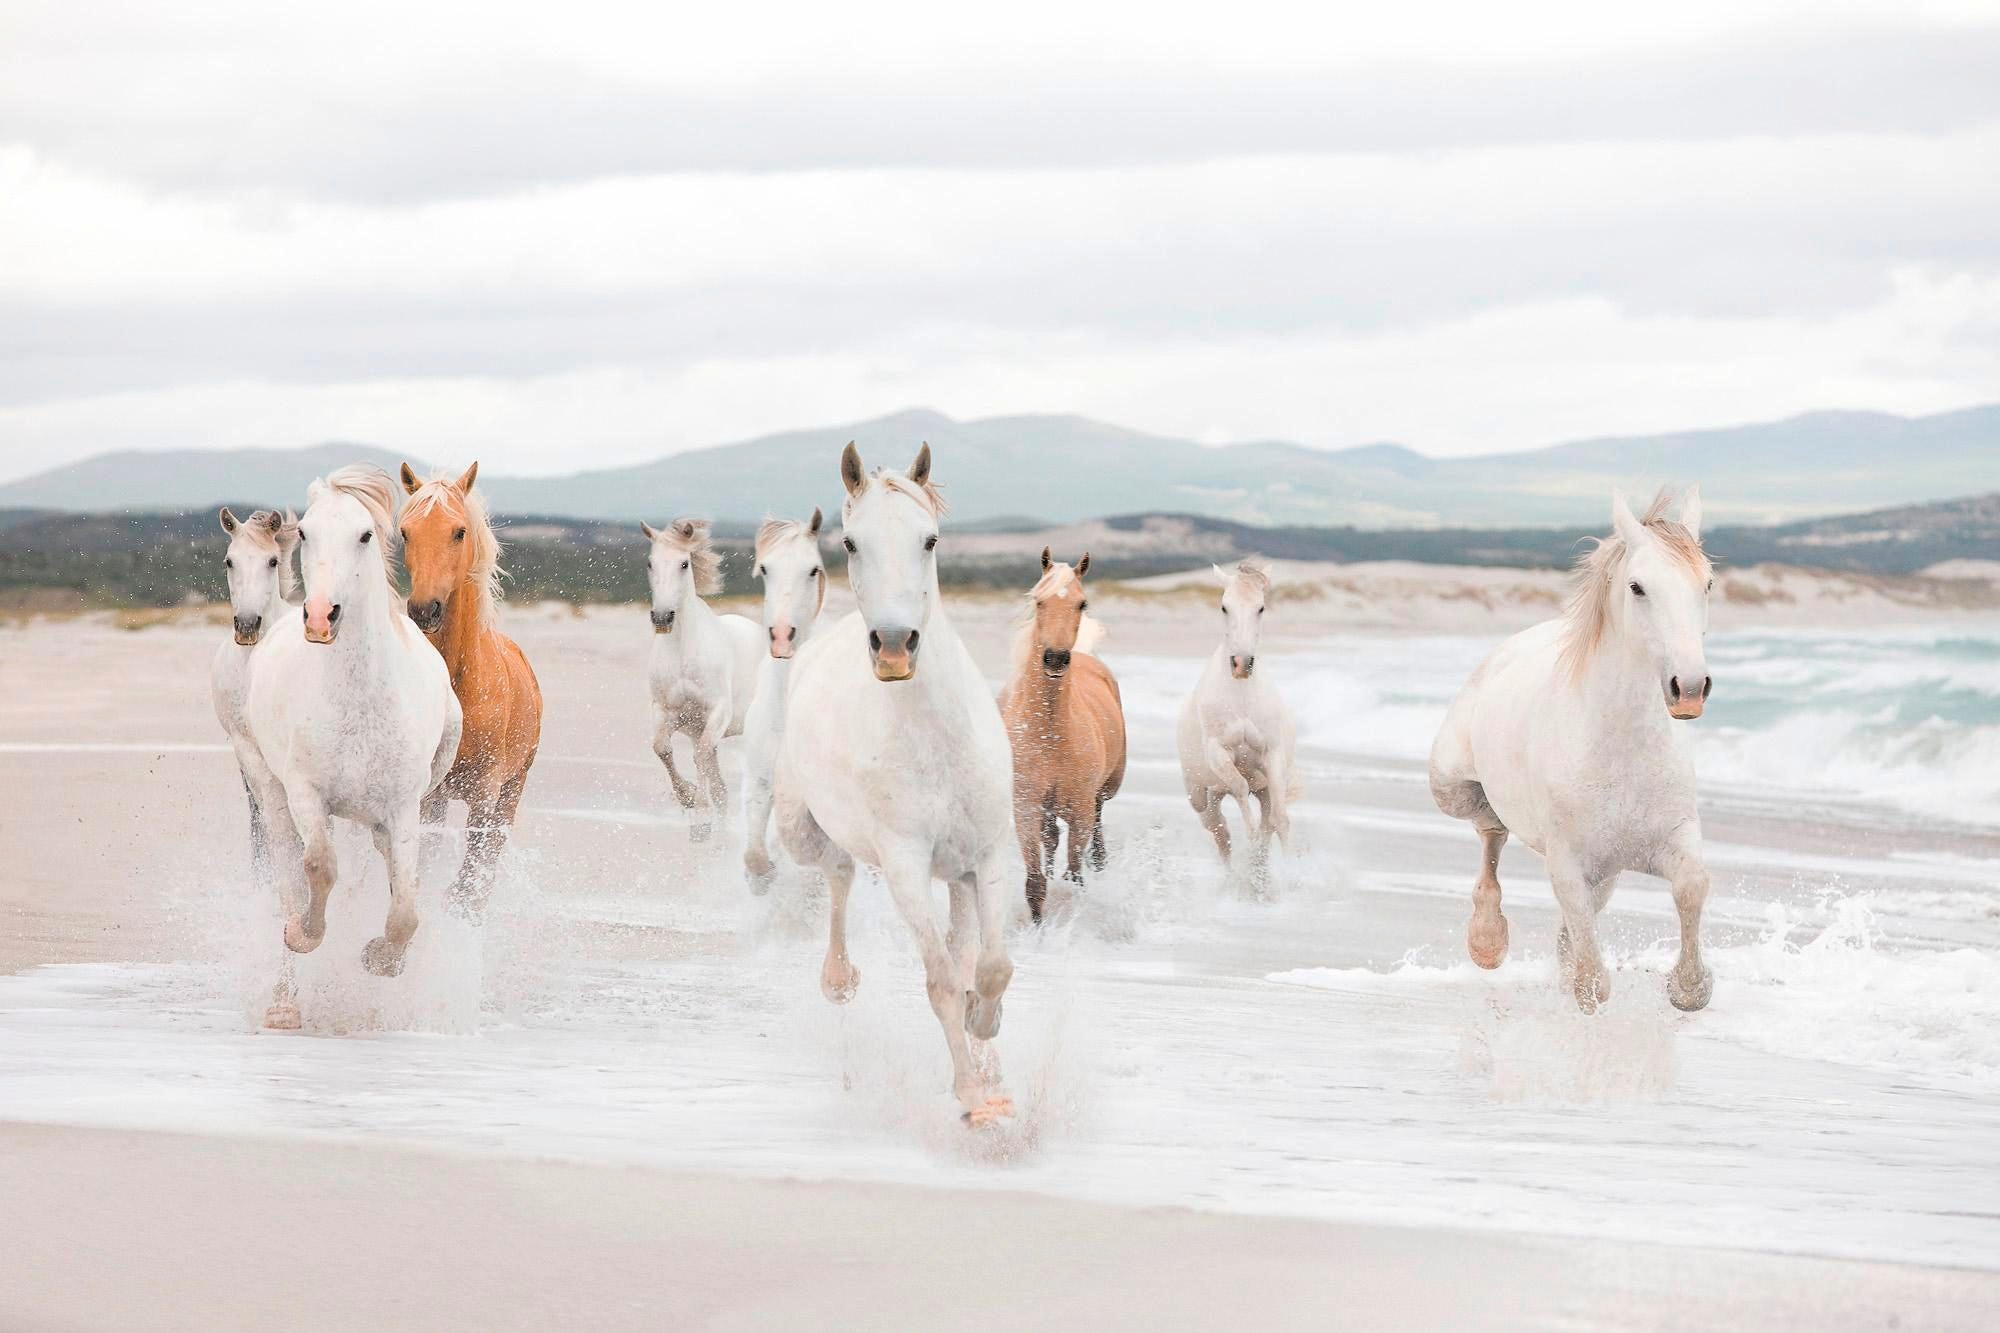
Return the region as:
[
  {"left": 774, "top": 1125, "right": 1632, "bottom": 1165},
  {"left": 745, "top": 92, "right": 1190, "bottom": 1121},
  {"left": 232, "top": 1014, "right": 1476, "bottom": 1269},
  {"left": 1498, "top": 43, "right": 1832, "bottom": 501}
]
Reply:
[
  {"left": 776, "top": 442, "right": 1018, "bottom": 1126},
  {"left": 240, "top": 466, "right": 461, "bottom": 1026},
  {"left": 1430, "top": 488, "right": 1715, "bottom": 1013},
  {"left": 210, "top": 506, "right": 299, "bottom": 886},
  {"left": 643, "top": 518, "right": 762, "bottom": 841},
  {"left": 741, "top": 508, "right": 827, "bottom": 891},
  {"left": 1177, "top": 558, "right": 1299, "bottom": 873}
]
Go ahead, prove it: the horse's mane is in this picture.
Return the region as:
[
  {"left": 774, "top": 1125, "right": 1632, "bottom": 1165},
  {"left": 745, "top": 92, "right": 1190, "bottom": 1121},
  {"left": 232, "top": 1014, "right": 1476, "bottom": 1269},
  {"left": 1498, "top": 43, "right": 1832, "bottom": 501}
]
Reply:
[
  {"left": 1230, "top": 556, "right": 1271, "bottom": 596},
  {"left": 237, "top": 509, "right": 301, "bottom": 601},
  {"left": 1559, "top": 489, "right": 1711, "bottom": 682},
  {"left": 753, "top": 515, "right": 816, "bottom": 561},
  {"left": 1011, "top": 562, "right": 1106, "bottom": 673},
  {"left": 405, "top": 471, "right": 506, "bottom": 609},
  {"left": 309, "top": 464, "right": 401, "bottom": 591},
  {"left": 657, "top": 517, "right": 724, "bottom": 595},
  {"left": 857, "top": 468, "right": 949, "bottom": 519}
]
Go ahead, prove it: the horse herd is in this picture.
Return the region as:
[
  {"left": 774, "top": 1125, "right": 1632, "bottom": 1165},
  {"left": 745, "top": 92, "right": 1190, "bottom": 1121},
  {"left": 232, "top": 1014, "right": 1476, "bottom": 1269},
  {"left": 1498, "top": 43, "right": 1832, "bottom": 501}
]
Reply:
[{"left": 211, "top": 439, "right": 1718, "bottom": 1126}]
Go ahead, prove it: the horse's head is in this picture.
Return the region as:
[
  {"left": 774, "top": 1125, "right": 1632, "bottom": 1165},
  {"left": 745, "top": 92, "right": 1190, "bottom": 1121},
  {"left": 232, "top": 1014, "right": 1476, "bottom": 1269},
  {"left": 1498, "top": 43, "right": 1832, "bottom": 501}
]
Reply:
[
  {"left": 839, "top": 441, "right": 944, "bottom": 683},
  {"left": 1214, "top": 558, "right": 1271, "bottom": 679},
  {"left": 397, "top": 462, "right": 485, "bottom": 634},
  {"left": 1029, "top": 547, "right": 1093, "bottom": 680},
  {"left": 298, "top": 465, "right": 399, "bottom": 645},
  {"left": 218, "top": 506, "right": 297, "bottom": 645},
  {"left": 642, "top": 517, "right": 721, "bottom": 634},
  {"left": 754, "top": 508, "right": 826, "bottom": 660},
  {"left": 1605, "top": 487, "right": 1713, "bottom": 720}
]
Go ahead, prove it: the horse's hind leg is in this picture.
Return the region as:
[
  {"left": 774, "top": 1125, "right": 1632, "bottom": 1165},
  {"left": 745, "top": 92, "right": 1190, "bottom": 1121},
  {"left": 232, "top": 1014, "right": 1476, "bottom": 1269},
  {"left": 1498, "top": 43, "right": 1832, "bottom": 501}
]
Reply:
[
  {"left": 363, "top": 814, "right": 421, "bottom": 978},
  {"left": 1063, "top": 796, "right": 1096, "bottom": 886},
  {"left": 1089, "top": 791, "right": 1109, "bottom": 871},
  {"left": 692, "top": 734, "right": 727, "bottom": 844}
]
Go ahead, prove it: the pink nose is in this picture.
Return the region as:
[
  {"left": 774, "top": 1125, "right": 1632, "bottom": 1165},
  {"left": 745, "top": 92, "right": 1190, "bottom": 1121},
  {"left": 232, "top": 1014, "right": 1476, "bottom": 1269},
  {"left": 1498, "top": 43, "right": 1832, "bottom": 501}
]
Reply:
[
  {"left": 769, "top": 623, "right": 796, "bottom": 659},
  {"left": 303, "top": 597, "right": 339, "bottom": 643}
]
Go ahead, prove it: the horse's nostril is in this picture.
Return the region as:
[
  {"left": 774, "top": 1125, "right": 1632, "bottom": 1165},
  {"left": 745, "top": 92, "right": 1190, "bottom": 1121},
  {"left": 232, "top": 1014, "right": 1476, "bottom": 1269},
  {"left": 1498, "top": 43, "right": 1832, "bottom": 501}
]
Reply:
[
  {"left": 1669, "top": 676, "right": 1681, "bottom": 700},
  {"left": 869, "top": 630, "right": 882, "bottom": 652},
  {"left": 1702, "top": 676, "right": 1713, "bottom": 700}
]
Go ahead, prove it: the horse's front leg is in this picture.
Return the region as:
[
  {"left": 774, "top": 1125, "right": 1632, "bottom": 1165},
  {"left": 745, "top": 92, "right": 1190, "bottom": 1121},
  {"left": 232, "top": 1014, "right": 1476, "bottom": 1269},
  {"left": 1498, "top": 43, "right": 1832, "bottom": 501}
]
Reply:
[
  {"left": 1063, "top": 793, "right": 1096, "bottom": 885},
  {"left": 1204, "top": 734, "right": 1254, "bottom": 832},
  {"left": 652, "top": 713, "right": 700, "bottom": 812},
  {"left": 1549, "top": 848, "right": 1610, "bottom": 1012},
  {"left": 363, "top": 812, "right": 422, "bottom": 977},
  {"left": 692, "top": 712, "right": 729, "bottom": 845},
  {"left": 1017, "top": 792, "right": 1051, "bottom": 922},
  {"left": 880, "top": 848, "right": 1003, "bottom": 1125},
  {"left": 282, "top": 788, "right": 336, "bottom": 956},
  {"left": 1657, "top": 830, "right": 1714, "bottom": 1011},
  {"left": 741, "top": 732, "right": 779, "bottom": 893}
]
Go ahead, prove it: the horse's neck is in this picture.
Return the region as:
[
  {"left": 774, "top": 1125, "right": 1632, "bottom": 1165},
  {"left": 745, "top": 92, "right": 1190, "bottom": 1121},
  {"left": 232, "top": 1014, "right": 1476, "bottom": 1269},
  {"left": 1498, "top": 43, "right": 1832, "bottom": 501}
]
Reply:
[
  {"left": 434, "top": 582, "right": 491, "bottom": 677},
  {"left": 664, "top": 591, "right": 724, "bottom": 666},
  {"left": 1013, "top": 654, "right": 1068, "bottom": 716},
  {"left": 326, "top": 590, "right": 407, "bottom": 682}
]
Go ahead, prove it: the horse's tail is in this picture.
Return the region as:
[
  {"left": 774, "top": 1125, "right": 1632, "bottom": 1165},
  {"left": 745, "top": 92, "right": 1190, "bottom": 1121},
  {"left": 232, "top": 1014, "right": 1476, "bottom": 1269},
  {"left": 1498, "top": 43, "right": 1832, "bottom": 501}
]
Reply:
[{"left": 1075, "top": 614, "right": 1107, "bottom": 658}]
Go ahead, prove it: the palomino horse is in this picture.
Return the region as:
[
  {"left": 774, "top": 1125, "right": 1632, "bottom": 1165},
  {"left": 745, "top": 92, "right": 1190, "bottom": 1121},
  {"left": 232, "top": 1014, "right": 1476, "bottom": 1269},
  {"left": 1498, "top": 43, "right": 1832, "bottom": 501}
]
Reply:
[
  {"left": 741, "top": 508, "right": 827, "bottom": 892},
  {"left": 643, "top": 518, "right": 762, "bottom": 841},
  {"left": 211, "top": 506, "right": 299, "bottom": 887},
  {"left": 398, "top": 462, "right": 543, "bottom": 916},
  {"left": 1430, "top": 488, "right": 1716, "bottom": 1013},
  {"left": 998, "top": 548, "right": 1127, "bottom": 920},
  {"left": 241, "top": 465, "right": 461, "bottom": 1027},
  {"left": 1177, "top": 558, "right": 1299, "bottom": 874},
  {"left": 776, "top": 442, "right": 1017, "bottom": 1126}
]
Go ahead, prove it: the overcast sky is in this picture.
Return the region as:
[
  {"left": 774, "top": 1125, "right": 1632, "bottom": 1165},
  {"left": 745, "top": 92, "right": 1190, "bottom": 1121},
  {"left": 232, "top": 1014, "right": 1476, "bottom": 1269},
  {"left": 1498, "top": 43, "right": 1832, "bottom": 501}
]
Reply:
[{"left": 2, "top": 0, "right": 1997, "bottom": 481}]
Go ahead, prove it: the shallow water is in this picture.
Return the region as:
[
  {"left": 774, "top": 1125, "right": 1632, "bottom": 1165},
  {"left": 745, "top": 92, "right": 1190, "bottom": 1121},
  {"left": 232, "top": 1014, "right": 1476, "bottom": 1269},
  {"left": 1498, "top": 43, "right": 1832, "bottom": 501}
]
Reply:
[{"left": 1, "top": 624, "right": 1996, "bottom": 1268}]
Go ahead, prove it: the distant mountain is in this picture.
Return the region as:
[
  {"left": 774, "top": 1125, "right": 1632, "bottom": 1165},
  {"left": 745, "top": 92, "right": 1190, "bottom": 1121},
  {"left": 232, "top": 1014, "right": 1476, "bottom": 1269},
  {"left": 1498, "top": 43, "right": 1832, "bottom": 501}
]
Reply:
[{"left": 2, "top": 405, "right": 1994, "bottom": 529}]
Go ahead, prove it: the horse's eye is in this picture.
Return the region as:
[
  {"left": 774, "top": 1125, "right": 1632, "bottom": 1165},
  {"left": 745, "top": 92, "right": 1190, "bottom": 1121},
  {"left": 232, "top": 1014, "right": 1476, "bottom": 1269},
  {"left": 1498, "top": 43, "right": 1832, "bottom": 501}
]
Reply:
[
  {"left": 924, "top": 534, "right": 938, "bottom": 552},
  {"left": 360, "top": 531, "right": 372, "bottom": 544},
  {"left": 756, "top": 565, "right": 766, "bottom": 578},
  {"left": 454, "top": 527, "right": 466, "bottom": 542},
  {"left": 1078, "top": 600, "right": 1088, "bottom": 612},
  {"left": 224, "top": 557, "right": 234, "bottom": 569},
  {"left": 843, "top": 538, "right": 857, "bottom": 554},
  {"left": 1629, "top": 581, "right": 1645, "bottom": 597},
  {"left": 268, "top": 557, "right": 278, "bottom": 569},
  {"left": 1257, "top": 606, "right": 1265, "bottom": 616},
  {"left": 1706, "top": 579, "right": 1714, "bottom": 593},
  {"left": 810, "top": 567, "right": 822, "bottom": 578},
  {"left": 680, "top": 559, "right": 689, "bottom": 570}
]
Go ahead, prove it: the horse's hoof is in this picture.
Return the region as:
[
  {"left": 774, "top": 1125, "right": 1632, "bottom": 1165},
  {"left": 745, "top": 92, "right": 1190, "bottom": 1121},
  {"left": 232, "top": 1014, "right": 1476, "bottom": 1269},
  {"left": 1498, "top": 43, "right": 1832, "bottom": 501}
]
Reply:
[
  {"left": 1467, "top": 911, "right": 1509, "bottom": 969},
  {"left": 1573, "top": 967, "right": 1610, "bottom": 1014},
  {"left": 361, "top": 937, "right": 407, "bottom": 977},
  {"left": 821, "top": 959, "right": 860, "bottom": 1004},
  {"left": 745, "top": 866, "right": 774, "bottom": 897},
  {"left": 965, "top": 990, "right": 1003, "bottom": 1040},
  {"left": 282, "top": 918, "right": 324, "bottom": 954},
  {"left": 961, "top": 1095, "right": 1015, "bottom": 1129},
  {"left": 263, "top": 1002, "right": 302, "bottom": 1031},
  {"left": 1668, "top": 964, "right": 1714, "bottom": 1012}
]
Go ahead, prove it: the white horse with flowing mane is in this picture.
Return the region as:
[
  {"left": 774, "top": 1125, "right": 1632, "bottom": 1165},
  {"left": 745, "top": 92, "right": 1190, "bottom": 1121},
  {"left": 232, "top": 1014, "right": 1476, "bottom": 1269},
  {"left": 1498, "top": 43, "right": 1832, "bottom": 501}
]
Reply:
[
  {"left": 741, "top": 508, "right": 827, "bottom": 892},
  {"left": 211, "top": 505, "right": 299, "bottom": 887},
  {"left": 1177, "top": 558, "right": 1299, "bottom": 874},
  {"left": 776, "top": 442, "right": 1018, "bottom": 1126},
  {"left": 1430, "top": 487, "right": 1716, "bottom": 1013},
  {"left": 643, "top": 518, "right": 762, "bottom": 842},
  {"left": 239, "top": 465, "right": 461, "bottom": 1027}
]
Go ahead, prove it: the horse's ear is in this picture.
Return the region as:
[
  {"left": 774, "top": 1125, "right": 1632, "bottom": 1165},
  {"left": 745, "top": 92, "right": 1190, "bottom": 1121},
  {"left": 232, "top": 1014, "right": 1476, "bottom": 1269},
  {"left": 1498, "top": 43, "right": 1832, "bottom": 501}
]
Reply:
[
  {"left": 808, "top": 506, "right": 823, "bottom": 536},
  {"left": 1076, "top": 552, "right": 1091, "bottom": 578},
  {"left": 640, "top": 521, "right": 659, "bottom": 542},
  {"left": 1680, "top": 485, "right": 1703, "bottom": 542},
  {"left": 909, "top": 442, "right": 932, "bottom": 488},
  {"left": 1212, "top": 563, "right": 1231, "bottom": 587},
  {"left": 840, "top": 441, "right": 865, "bottom": 497},
  {"left": 1041, "top": 546, "right": 1052, "bottom": 572},
  {"left": 457, "top": 461, "right": 478, "bottom": 493},
  {"left": 219, "top": 506, "right": 239, "bottom": 535},
  {"left": 1610, "top": 489, "right": 1645, "bottom": 546},
  {"left": 256, "top": 509, "right": 284, "bottom": 533},
  {"left": 280, "top": 508, "right": 300, "bottom": 546},
  {"left": 399, "top": 462, "right": 421, "bottom": 494}
]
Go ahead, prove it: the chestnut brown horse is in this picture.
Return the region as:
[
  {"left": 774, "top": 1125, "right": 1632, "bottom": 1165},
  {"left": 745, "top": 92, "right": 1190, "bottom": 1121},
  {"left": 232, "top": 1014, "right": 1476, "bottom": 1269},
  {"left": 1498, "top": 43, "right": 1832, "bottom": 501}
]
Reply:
[
  {"left": 998, "top": 548, "right": 1127, "bottom": 921},
  {"left": 398, "top": 462, "right": 543, "bottom": 916}
]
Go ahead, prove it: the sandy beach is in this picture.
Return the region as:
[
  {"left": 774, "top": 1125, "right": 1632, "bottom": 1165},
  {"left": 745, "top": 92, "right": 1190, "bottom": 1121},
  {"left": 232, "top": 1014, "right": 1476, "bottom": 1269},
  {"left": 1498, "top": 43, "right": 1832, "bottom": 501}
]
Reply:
[{"left": 2, "top": 567, "right": 1997, "bottom": 1329}]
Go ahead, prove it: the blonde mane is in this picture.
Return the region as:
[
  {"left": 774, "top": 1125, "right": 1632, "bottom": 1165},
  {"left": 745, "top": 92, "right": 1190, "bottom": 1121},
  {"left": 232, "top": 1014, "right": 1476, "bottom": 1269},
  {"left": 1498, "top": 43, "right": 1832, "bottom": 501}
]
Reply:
[
  {"left": 405, "top": 471, "right": 506, "bottom": 610},
  {"left": 851, "top": 468, "right": 949, "bottom": 520},
  {"left": 1229, "top": 556, "right": 1271, "bottom": 598},
  {"left": 657, "top": 517, "right": 724, "bottom": 596},
  {"left": 309, "top": 464, "right": 402, "bottom": 591},
  {"left": 1559, "top": 489, "right": 1712, "bottom": 682},
  {"left": 1011, "top": 561, "right": 1106, "bottom": 672},
  {"left": 754, "top": 514, "right": 826, "bottom": 613}
]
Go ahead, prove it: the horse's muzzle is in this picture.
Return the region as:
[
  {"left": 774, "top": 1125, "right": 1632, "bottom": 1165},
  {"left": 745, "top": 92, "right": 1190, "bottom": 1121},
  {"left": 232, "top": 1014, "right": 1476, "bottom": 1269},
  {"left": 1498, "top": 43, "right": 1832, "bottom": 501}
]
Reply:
[
  {"left": 869, "top": 626, "right": 919, "bottom": 682},
  {"left": 769, "top": 623, "right": 797, "bottom": 659},
  {"left": 1041, "top": 647, "right": 1070, "bottom": 680},
  {"left": 407, "top": 598, "right": 444, "bottom": 634},
  {"left": 233, "top": 614, "right": 263, "bottom": 647},
  {"left": 1666, "top": 673, "right": 1711, "bottom": 720},
  {"left": 303, "top": 602, "right": 341, "bottom": 645},
  {"left": 1230, "top": 654, "right": 1256, "bottom": 680},
  {"left": 652, "top": 609, "right": 676, "bottom": 635}
]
